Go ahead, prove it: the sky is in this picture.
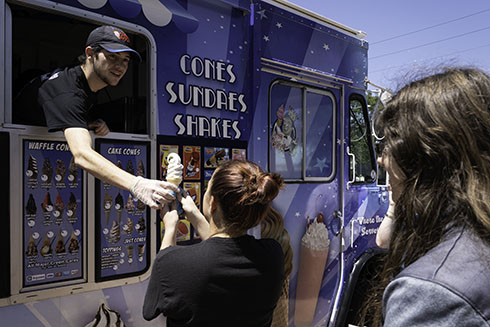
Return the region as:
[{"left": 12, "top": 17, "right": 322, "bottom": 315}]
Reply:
[{"left": 288, "top": 0, "right": 490, "bottom": 91}]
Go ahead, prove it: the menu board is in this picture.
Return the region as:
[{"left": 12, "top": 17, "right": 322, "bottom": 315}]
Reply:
[
  {"left": 95, "top": 140, "right": 150, "bottom": 281},
  {"left": 157, "top": 136, "right": 247, "bottom": 248},
  {"left": 23, "top": 139, "right": 83, "bottom": 287}
]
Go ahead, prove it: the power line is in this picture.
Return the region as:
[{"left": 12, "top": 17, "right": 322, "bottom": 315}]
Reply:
[
  {"left": 369, "top": 43, "right": 490, "bottom": 74},
  {"left": 371, "top": 8, "right": 490, "bottom": 45},
  {"left": 370, "top": 26, "right": 490, "bottom": 60}
]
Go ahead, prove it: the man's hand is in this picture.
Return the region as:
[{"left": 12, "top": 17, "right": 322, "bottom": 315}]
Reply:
[
  {"left": 131, "top": 176, "right": 179, "bottom": 210},
  {"left": 88, "top": 119, "right": 110, "bottom": 136}
]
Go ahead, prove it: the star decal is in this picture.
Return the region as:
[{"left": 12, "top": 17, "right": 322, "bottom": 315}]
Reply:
[
  {"left": 313, "top": 157, "right": 328, "bottom": 173},
  {"left": 276, "top": 22, "right": 283, "bottom": 28},
  {"left": 295, "top": 212, "right": 301, "bottom": 217},
  {"left": 323, "top": 44, "right": 330, "bottom": 51},
  {"left": 257, "top": 9, "right": 267, "bottom": 20},
  {"left": 263, "top": 35, "right": 270, "bottom": 42}
]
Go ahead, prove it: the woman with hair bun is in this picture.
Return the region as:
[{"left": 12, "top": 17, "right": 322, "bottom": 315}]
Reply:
[
  {"left": 362, "top": 68, "right": 490, "bottom": 326},
  {"left": 143, "top": 160, "right": 285, "bottom": 327}
]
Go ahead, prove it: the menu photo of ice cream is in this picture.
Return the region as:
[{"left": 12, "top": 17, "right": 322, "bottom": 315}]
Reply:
[
  {"left": 183, "top": 146, "right": 201, "bottom": 180},
  {"left": 160, "top": 144, "right": 179, "bottom": 180},
  {"left": 204, "top": 147, "right": 229, "bottom": 168},
  {"left": 23, "top": 140, "right": 84, "bottom": 287}
]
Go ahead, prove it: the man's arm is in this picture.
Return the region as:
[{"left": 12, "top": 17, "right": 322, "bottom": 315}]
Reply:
[
  {"left": 64, "top": 127, "right": 178, "bottom": 209},
  {"left": 65, "top": 127, "right": 136, "bottom": 190}
]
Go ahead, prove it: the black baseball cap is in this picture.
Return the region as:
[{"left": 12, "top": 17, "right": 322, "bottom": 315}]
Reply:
[{"left": 86, "top": 25, "right": 142, "bottom": 62}]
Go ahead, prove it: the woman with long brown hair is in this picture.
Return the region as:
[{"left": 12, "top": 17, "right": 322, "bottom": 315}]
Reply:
[
  {"left": 143, "top": 160, "right": 285, "bottom": 327},
  {"left": 365, "top": 68, "right": 490, "bottom": 326}
]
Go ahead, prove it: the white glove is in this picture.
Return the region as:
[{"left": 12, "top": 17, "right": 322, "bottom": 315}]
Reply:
[{"left": 131, "top": 176, "right": 178, "bottom": 209}]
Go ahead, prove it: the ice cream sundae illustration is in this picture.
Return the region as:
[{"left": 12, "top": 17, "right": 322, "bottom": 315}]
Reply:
[
  {"left": 55, "top": 159, "right": 66, "bottom": 182},
  {"left": 41, "top": 158, "right": 53, "bottom": 183},
  {"left": 27, "top": 155, "right": 38, "bottom": 179},
  {"left": 68, "top": 157, "right": 78, "bottom": 182},
  {"left": 294, "top": 216, "right": 330, "bottom": 327}
]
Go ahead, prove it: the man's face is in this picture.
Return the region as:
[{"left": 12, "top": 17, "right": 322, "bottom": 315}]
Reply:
[{"left": 93, "top": 50, "right": 130, "bottom": 87}]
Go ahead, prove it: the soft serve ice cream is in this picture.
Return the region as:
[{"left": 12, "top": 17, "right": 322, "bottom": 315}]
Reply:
[
  {"left": 294, "top": 217, "right": 330, "bottom": 327},
  {"left": 166, "top": 153, "right": 183, "bottom": 186}
]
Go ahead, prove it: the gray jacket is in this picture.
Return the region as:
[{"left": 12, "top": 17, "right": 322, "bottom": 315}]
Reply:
[{"left": 382, "top": 227, "right": 490, "bottom": 326}]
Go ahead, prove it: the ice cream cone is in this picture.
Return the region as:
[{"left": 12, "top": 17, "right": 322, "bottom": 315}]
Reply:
[{"left": 166, "top": 153, "right": 183, "bottom": 186}]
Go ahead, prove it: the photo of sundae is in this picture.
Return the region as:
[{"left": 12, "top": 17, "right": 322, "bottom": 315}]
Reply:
[
  {"left": 42, "top": 192, "right": 53, "bottom": 213},
  {"left": 109, "top": 220, "right": 121, "bottom": 243},
  {"left": 115, "top": 193, "right": 124, "bottom": 223},
  {"left": 68, "top": 157, "right": 78, "bottom": 182},
  {"left": 41, "top": 158, "right": 53, "bottom": 183},
  {"left": 126, "top": 160, "right": 134, "bottom": 175},
  {"left": 116, "top": 160, "right": 123, "bottom": 170},
  {"left": 67, "top": 192, "right": 78, "bottom": 217},
  {"left": 26, "top": 155, "right": 38, "bottom": 179},
  {"left": 40, "top": 233, "right": 52, "bottom": 256},
  {"left": 55, "top": 230, "right": 66, "bottom": 254},
  {"left": 125, "top": 193, "right": 135, "bottom": 214},
  {"left": 68, "top": 230, "right": 79, "bottom": 254},
  {"left": 104, "top": 192, "right": 112, "bottom": 225},
  {"left": 55, "top": 159, "right": 66, "bottom": 182},
  {"left": 26, "top": 194, "right": 37, "bottom": 216},
  {"left": 136, "top": 199, "right": 146, "bottom": 211},
  {"left": 136, "top": 160, "right": 145, "bottom": 177},
  {"left": 26, "top": 233, "right": 38, "bottom": 257},
  {"left": 294, "top": 217, "right": 330, "bottom": 327}
]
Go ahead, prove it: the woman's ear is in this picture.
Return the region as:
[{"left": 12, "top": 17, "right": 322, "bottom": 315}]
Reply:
[{"left": 210, "top": 195, "right": 217, "bottom": 213}]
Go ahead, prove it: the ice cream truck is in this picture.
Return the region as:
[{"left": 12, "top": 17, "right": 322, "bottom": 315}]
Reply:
[{"left": 0, "top": 0, "right": 389, "bottom": 325}]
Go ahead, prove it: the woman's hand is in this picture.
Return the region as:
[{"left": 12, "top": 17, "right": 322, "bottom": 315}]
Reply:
[{"left": 177, "top": 192, "right": 210, "bottom": 240}]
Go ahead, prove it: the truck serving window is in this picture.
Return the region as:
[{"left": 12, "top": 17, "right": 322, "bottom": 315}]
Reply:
[
  {"left": 348, "top": 94, "right": 376, "bottom": 184},
  {"left": 9, "top": 4, "right": 148, "bottom": 134},
  {"left": 269, "top": 80, "right": 336, "bottom": 182}
]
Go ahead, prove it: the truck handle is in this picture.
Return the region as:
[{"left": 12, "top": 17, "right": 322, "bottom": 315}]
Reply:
[{"left": 346, "top": 146, "right": 356, "bottom": 189}]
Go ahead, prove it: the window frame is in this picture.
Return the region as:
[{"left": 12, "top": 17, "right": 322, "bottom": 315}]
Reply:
[
  {"left": 348, "top": 93, "right": 377, "bottom": 185},
  {"left": 268, "top": 79, "right": 337, "bottom": 183}
]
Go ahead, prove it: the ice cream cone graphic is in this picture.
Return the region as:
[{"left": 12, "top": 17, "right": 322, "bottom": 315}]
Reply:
[
  {"left": 294, "top": 218, "right": 330, "bottom": 327},
  {"left": 104, "top": 192, "right": 112, "bottom": 225},
  {"left": 115, "top": 193, "right": 124, "bottom": 223}
]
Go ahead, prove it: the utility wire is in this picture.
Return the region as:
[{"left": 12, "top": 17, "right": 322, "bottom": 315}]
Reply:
[
  {"left": 371, "top": 8, "right": 490, "bottom": 45},
  {"left": 370, "top": 43, "right": 490, "bottom": 73},
  {"left": 370, "top": 26, "right": 490, "bottom": 60}
]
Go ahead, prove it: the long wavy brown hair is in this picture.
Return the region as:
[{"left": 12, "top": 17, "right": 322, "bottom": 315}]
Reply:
[{"left": 362, "top": 68, "right": 490, "bottom": 326}]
